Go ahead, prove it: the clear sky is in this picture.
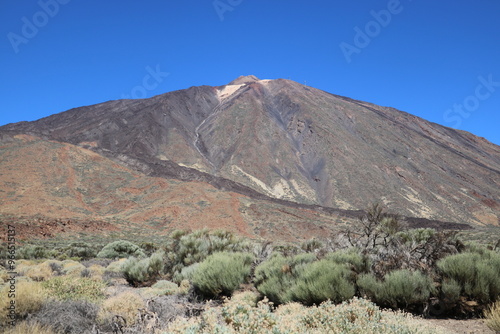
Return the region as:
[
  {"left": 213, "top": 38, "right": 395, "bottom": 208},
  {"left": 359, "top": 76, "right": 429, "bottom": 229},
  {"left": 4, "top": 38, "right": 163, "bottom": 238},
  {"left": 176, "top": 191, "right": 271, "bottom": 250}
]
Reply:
[{"left": 1, "top": 0, "right": 499, "bottom": 145}]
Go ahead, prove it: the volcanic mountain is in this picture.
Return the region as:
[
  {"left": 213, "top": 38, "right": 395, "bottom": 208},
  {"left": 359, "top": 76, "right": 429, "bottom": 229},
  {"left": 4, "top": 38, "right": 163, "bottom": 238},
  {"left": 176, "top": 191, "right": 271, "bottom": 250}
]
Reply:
[{"left": 1, "top": 75, "right": 499, "bottom": 232}]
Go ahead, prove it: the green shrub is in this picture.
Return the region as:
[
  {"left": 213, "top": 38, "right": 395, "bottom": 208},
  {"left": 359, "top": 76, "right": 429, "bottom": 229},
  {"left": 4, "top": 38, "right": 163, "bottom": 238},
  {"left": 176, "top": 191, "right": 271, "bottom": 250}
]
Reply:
[
  {"left": 358, "top": 269, "right": 434, "bottom": 309},
  {"left": 164, "top": 229, "right": 249, "bottom": 279},
  {"left": 97, "top": 240, "right": 145, "bottom": 259},
  {"left": 62, "top": 242, "right": 98, "bottom": 260},
  {"left": 255, "top": 253, "right": 357, "bottom": 305},
  {"left": 441, "top": 279, "right": 461, "bottom": 304},
  {"left": 17, "top": 244, "right": 49, "bottom": 259},
  {"left": 254, "top": 253, "right": 293, "bottom": 304},
  {"left": 192, "top": 252, "right": 254, "bottom": 298},
  {"left": 301, "top": 238, "right": 323, "bottom": 253},
  {"left": 122, "top": 251, "right": 164, "bottom": 286},
  {"left": 255, "top": 253, "right": 317, "bottom": 304},
  {"left": 396, "top": 228, "right": 436, "bottom": 244},
  {"left": 325, "top": 248, "right": 369, "bottom": 273},
  {"left": 288, "top": 259, "right": 356, "bottom": 305},
  {"left": 437, "top": 251, "right": 500, "bottom": 303},
  {"left": 172, "top": 263, "right": 200, "bottom": 283}
]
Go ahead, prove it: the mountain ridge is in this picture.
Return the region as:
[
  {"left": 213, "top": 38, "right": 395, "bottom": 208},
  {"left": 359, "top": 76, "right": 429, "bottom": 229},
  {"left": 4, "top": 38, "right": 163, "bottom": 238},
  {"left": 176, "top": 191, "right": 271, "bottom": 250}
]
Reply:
[{"left": 1, "top": 76, "right": 499, "bottom": 227}]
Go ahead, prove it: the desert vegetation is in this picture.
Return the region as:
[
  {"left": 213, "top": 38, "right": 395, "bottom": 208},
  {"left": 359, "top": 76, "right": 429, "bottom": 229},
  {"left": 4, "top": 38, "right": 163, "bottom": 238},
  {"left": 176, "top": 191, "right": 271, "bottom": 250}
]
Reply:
[{"left": 1, "top": 205, "right": 499, "bottom": 333}]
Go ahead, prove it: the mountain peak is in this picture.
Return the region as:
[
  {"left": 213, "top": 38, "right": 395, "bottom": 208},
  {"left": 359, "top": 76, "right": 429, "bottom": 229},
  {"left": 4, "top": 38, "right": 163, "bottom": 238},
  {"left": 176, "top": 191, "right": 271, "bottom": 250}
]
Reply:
[{"left": 228, "top": 75, "right": 260, "bottom": 85}]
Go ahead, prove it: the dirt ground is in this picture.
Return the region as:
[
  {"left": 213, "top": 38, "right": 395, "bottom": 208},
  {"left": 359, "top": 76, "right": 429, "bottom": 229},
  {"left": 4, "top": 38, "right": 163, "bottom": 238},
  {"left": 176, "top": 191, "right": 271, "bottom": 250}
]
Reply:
[{"left": 421, "top": 318, "right": 496, "bottom": 334}]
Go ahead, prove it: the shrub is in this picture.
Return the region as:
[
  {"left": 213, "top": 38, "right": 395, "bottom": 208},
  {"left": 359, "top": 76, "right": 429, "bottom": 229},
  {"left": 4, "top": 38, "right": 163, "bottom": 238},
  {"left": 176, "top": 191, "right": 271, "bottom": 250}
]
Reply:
[
  {"left": 139, "top": 241, "right": 158, "bottom": 256},
  {"left": 325, "top": 248, "right": 369, "bottom": 274},
  {"left": 122, "top": 251, "right": 164, "bottom": 286},
  {"left": 173, "top": 263, "right": 199, "bottom": 283},
  {"left": 192, "top": 252, "right": 254, "bottom": 298},
  {"left": 437, "top": 251, "right": 500, "bottom": 303},
  {"left": 99, "top": 291, "right": 145, "bottom": 326},
  {"left": 62, "top": 242, "right": 98, "bottom": 260},
  {"left": 254, "top": 253, "right": 316, "bottom": 304},
  {"left": 0, "top": 281, "right": 46, "bottom": 323},
  {"left": 139, "top": 280, "right": 179, "bottom": 298},
  {"left": 79, "top": 264, "right": 104, "bottom": 279},
  {"left": 97, "top": 240, "right": 146, "bottom": 259},
  {"left": 31, "top": 300, "right": 98, "bottom": 334},
  {"left": 61, "top": 260, "right": 86, "bottom": 276},
  {"left": 105, "top": 258, "right": 127, "bottom": 272},
  {"left": 358, "top": 269, "right": 435, "bottom": 309},
  {"left": 254, "top": 254, "right": 294, "bottom": 304},
  {"left": 17, "top": 261, "right": 54, "bottom": 281},
  {"left": 166, "top": 296, "right": 446, "bottom": 334},
  {"left": 485, "top": 300, "right": 500, "bottom": 332},
  {"left": 3, "top": 322, "right": 56, "bottom": 334},
  {"left": 288, "top": 260, "right": 356, "bottom": 305},
  {"left": 152, "top": 279, "right": 179, "bottom": 294},
  {"left": 16, "top": 244, "right": 49, "bottom": 259},
  {"left": 301, "top": 238, "right": 324, "bottom": 253},
  {"left": 441, "top": 279, "right": 461, "bottom": 304},
  {"left": 41, "top": 276, "right": 106, "bottom": 302},
  {"left": 164, "top": 229, "right": 248, "bottom": 279}
]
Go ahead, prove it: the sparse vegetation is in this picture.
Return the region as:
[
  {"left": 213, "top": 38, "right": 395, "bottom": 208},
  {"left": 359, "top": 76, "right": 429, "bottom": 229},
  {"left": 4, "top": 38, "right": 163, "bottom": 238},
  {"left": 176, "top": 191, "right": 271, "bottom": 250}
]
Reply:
[{"left": 3, "top": 205, "right": 498, "bottom": 333}]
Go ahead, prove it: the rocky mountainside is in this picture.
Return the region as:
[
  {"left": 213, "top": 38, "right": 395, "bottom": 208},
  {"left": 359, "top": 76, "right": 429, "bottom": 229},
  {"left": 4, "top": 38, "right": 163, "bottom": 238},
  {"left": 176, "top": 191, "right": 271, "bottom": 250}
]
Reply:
[{"left": 1, "top": 76, "right": 499, "bottom": 227}]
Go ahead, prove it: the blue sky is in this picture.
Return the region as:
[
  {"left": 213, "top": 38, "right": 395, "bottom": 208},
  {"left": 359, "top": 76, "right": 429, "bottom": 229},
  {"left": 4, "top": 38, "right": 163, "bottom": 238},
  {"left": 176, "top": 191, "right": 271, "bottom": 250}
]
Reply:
[{"left": 1, "top": 0, "right": 499, "bottom": 145}]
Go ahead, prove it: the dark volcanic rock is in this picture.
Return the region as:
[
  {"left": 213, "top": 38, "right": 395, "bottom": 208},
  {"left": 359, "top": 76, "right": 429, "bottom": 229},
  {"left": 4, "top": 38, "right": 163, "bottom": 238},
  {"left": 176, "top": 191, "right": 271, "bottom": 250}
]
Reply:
[{"left": 1, "top": 77, "right": 499, "bottom": 227}]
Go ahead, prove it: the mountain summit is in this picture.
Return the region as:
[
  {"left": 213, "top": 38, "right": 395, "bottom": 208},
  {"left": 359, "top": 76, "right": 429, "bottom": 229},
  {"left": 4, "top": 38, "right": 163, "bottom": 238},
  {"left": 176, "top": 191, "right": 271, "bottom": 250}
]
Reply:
[
  {"left": 1, "top": 76, "right": 499, "bottom": 227},
  {"left": 228, "top": 75, "right": 261, "bottom": 85}
]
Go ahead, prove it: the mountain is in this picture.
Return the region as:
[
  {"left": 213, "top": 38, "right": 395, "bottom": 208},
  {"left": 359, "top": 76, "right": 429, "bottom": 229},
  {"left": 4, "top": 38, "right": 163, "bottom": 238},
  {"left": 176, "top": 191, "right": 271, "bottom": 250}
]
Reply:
[{"left": 1, "top": 76, "right": 499, "bottom": 230}]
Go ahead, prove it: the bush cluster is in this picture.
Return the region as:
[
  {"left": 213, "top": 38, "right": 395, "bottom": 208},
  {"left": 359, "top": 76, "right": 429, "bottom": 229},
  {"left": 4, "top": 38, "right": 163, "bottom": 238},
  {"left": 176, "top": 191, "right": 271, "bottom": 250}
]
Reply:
[
  {"left": 437, "top": 250, "right": 500, "bottom": 304},
  {"left": 97, "top": 240, "right": 146, "bottom": 259},
  {"left": 192, "top": 252, "right": 254, "bottom": 298},
  {"left": 357, "top": 269, "right": 435, "bottom": 309},
  {"left": 4, "top": 204, "right": 499, "bottom": 333},
  {"left": 164, "top": 229, "right": 250, "bottom": 280},
  {"left": 122, "top": 251, "right": 164, "bottom": 286},
  {"left": 166, "top": 294, "right": 446, "bottom": 334}
]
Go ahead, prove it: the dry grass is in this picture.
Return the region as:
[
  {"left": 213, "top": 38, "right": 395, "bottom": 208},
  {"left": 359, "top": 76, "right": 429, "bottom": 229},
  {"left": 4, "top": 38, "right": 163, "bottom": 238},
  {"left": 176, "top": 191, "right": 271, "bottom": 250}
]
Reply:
[
  {"left": 17, "top": 261, "right": 54, "bottom": 282},
  {"left": 0, "top": 281, "right": 46, "bottom": 323},
  {"left": 3, "top": 321, "right": 56, "bottom": 334},
  {"left": 98, "top": 290, "right": 145, "bottom": 326},
  {"left": 0, "top": 266, "right": 9, "bottom": 282},
  {"left": 86, "top": 264, "right": 105, "bottom": 279},
  {"left": 485, "top": 300, "right": 500, "bottom": 332},
  {"left": 61, "top": 260, "right": 86, "bottom": 276}
]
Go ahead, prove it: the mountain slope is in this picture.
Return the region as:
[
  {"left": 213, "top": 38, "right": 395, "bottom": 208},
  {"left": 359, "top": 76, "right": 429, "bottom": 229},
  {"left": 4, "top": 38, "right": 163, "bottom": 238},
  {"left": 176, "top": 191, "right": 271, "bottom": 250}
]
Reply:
[
  {"left": 1, "top": 134, "right": 367, "bottom": 241},
  {"left": 1, "top": 76, "right": 499, "bottom": 226}
]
